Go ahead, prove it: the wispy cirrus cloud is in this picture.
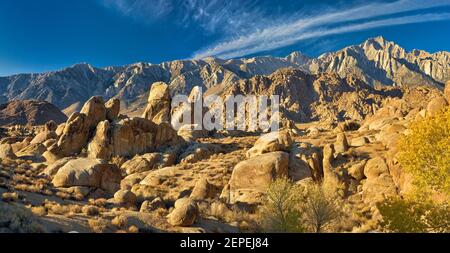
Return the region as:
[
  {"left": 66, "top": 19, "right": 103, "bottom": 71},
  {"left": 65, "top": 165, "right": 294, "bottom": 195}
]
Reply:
[
  {"left": 192, "top": 0, "right": 450, "bottom": 59},
  {"left": 98, "top": 0, "right": 450, "bottom": 59},
  {"left": 99, "top": 0, "right": 270, "bottom": 34}
]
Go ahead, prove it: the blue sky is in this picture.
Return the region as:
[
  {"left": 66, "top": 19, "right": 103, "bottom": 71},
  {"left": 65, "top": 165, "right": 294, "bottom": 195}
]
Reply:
[{"left": 0, "top": 0, "right": 450, "bottom": 76}]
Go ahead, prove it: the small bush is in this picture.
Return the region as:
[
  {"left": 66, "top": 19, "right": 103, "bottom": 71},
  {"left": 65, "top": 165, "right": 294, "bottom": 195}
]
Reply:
[
  {"left": 111, "top": 215, "right": 128, "bottom": 228},
  {"left": 300, "top": 183, "right": 340, "bottom": 233},
  {"left": 0, "top": 202, "right": 44, "bottom": 232},
  {"left": 88, "top": 218, "right": 110, "bottom": 233},
  {"left": 259, "top": 178, "right": 342, "bottom": 233},
  {"left": 1, "top": 192, "right": 19, "bottom": 202},
  {"left": 31, "top": 206, "right": 47, "bottom": 216},
  {"left": 259, "top": 177, "right": 304, "bottom": 232},
  {"left": 82, "top": 205, "right": 100, "bottom": 216},
  {"left": 128, "top": 225, "right": 139, "bottom": 233}
]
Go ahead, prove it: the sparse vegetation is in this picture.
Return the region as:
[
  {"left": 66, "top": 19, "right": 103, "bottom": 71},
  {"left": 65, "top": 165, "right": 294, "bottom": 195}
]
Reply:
[
  {"left": 259, "top": 178, "right": 304, "bottom": 232},
  {"left": 88, "top": 218, "right": 110, "bottom": 233},
  {"left": 0, "top": 202, "right": 44, "bottom": 233},
  {"left": 300, "top": 183, "right": 341, "bottom": 233},
  {"left": 259, "top": 178, "right": 342, "bottom": 233}
]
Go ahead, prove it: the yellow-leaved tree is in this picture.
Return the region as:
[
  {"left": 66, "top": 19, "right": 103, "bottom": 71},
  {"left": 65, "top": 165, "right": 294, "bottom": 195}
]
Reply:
[
  {"left": 379, "top": 105, "right": 450, "bottom": 232},
  {"left": 397, "top": 106, "right": 450, "bottom": 197}
]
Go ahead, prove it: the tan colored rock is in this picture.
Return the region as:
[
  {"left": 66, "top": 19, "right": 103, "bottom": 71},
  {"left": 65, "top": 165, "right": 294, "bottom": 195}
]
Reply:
[
  {"left": 377, "top": 123, "right": 406, "bottom": 148},
  {"left": 444, "top": 80, "right": 450, "bottom": 102},
  {"left": 190, "top": 177, "right": 214, "bottom": 201},
  {"left": 43, "top": 139, "right": 56, "bottom": 148},
  {"left": 179, "top": 143, "right": 221, "bottom": 164},
  {"left": 40, "top": 157, "right": 73, "bottom": 177},
  {"left": 11, "top": 138, "right": 31, "bottom": 153},
  {"left": 0, "top": 144, "right": 17, "bottom": 160},
  {"left": 120, "top": 171, "right": 150, "bottom": 190},
  {"left": 322, "top": 144, "right": 343, "bottom": 194},
  {"left": 426, "top": 96, "right": 448, "bottom": 116},
  {"left": 350, "top": 136, "right": 369, "bottom": 147},
  {"left": 109, "top": 118, "right": 181, "bottom": 157},
  {"left": 120, "top": 153, "right": 162, "bottom": 175},
  {"left": 362, "top": 157, "right": 397, "bottom": 203},
  {"left": 55, "top": 123, "right": 65, "bottom": 136},
  {"left": 246, "top": 130, "right": 292, "bottom": 158},
  {"left": 167, "top": 197, "right": 199, "bottom": 227},
  {"left": 105, "top": 98, "right": 120, "bottom": 122},
  {"left": 177, "top": 124, "right": 209, "bottom": 142},
  {"left": 79, "top": 96, "right": 106, "bottom": 128},
  {"left": 364, "top": 157, "right": 390, "bottom": 178},
  {"left": 219, "top": 184, "right": 230, "bottom": 203},
  {"left": 348, "top": 160, "right": 367, "bottom": 181},
  {"left": 307, "top": 152, "right": 323, "bottom": 180},
  {"left": 140, "top": 197, "right": 165, "bottom": 212},
  {"left": 52, "top": 158, "right": 121, "bottom": 194},
  {"left": 87, "top": 120, "right": 111, "bottom": 160},
  {"left": 142, "top": 82, "right": 171, "bottom": 124},
  {"left": 131, "top": 184, "right": 160, "bottom": 203},
  {"left": 42, "top": 150, "right": 62, "bottom": 164},
  {"left": 362, "top": 174, "right": 397, "bottom": 203},
  {"left": 47, "top": 97, "right": 111, "bottom": 159},
  {"left": 30, "top": 130, "right": 57, "bottom": 144},
  {"left": 50, "top": 112, "right": 90, "bottom": 157},
  {"left": 15, "top": 143, "right": 46, "bottom": 160},
  {"left": 334, "top": 132, "right": 349, "bottom": 153},
  {"left": 288, "top": 144, "right": 312, "bottom": 181},
  {"left": 114, "top": 189, "right": 137, "bottom": 205},
  {"left": 229, "top": 151, "right": 289, "bottom": 204}
]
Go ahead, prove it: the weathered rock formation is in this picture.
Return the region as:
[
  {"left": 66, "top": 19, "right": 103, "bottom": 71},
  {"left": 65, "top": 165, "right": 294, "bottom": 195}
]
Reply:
[
  {"left": 142, "top": 82, "right": 171, "bottom": 124},
  {"left": 52, "top": 158, "right": 121, "bottom": 194}
]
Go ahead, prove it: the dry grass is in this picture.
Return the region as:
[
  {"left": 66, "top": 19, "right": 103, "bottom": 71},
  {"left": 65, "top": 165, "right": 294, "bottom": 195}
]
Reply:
[
  {"left": 199, "top": 200, "right": 254, "bottom": 226},
  {"left": 31, "top": 206, "right": 47, "bottom": 216},
  {"left": 88, "top": 218, "right": 110, "bottom": 233},
  {"left": 0, "top": 202, "right": 44, "bottom": 232},
  {"left": 82, "top": 205, "right": 100, "bottom": 216},
  {"left": 128, "top": 225, "right": 139, "bottom": 233},
  {"left": 111, "top": 214, "right": 128, "bottom": 229},
  {"left": 1, "top": 192, "right": 19, "bottom": 202}
]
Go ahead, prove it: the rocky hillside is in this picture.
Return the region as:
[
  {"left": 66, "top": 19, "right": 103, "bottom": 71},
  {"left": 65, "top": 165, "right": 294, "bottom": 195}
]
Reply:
[
  {"left": 0, "top": 37, "right": 447, "bottom": 115},
  {"left": 209, "top": 68, "right": 402, "bottom": 124},
  {"left": 0, "top": 100, "right": 67, "bottom": 126},
  {"left": 1, "top": 80, "right": 448, "bottom": 233},
  {"left": 309, "top": 36, "right": 449, "bottom": 87}
]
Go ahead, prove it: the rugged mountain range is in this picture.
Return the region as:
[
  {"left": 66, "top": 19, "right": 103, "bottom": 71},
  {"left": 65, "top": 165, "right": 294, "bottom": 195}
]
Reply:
[{"left": 0, "top": 36, "right": 448, "bottom": 115}]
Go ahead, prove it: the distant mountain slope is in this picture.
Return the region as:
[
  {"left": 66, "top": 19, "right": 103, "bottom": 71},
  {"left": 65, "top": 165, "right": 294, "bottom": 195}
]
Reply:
[
  {"left": 0, "top": 100, "right": 67, "bottom": 126},
  {"left": 309, "top": 36, "right": 449, "bottom": 87},
  {"left": 0, "top": 37, "right": 448, "bottom": 115},
  {"left": 208, "top": 68, "right": 400, "bottom": 123}
]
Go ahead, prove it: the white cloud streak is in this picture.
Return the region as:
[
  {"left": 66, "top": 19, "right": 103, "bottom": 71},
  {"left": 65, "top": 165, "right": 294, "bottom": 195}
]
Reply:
[
  {"left": 99, "top": 0, "right": 450, "bottom": 59},
  {"left": 99, "top": 0, "right": 268, "bottom": 34},
  {"left": 193, "top": 0, "right": 450, "bottom": 59}
]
